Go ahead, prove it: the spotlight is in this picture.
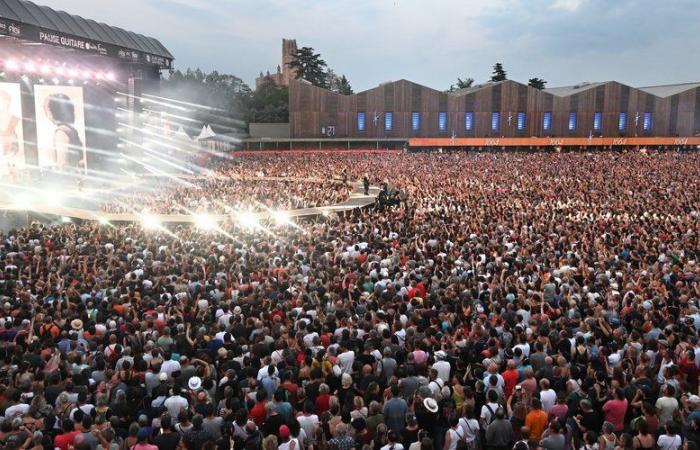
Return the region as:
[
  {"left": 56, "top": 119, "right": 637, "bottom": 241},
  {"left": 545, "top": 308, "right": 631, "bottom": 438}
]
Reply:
[
  {"left": 24, "top": 62, "right": 35, "bottom": 72},
  {"left": 12, "top": 193, "right": 31, "bottom": 209},
  {"left": 95, "top": 72, "right": 104, "bottom": 80},
  {"left": 98, "top": 217, "right": 109, "bottom": 225},
  {"left": 194, "top": 214, "right": 217, "bottom": 230},
  {"left": 5, "top": 59, "right": 19, "bottom": 71},
  {"left": 44, "top": 190, "right": 63, "bottom": 206},
  {"left": 55, "top": 66, "right": 65, "bottom": 76},
  {"left": 52, "top": 78, "right": 59, "bottom": 84},
  {"left": 40, "top": 65, "right": 50, "bottom": 75},
  {"left": 81, "top": 70, "right": 91, "bottom": 79},
  {"left": 141, "top": 214, "right": 161, "bottom": 230},
  {"left": 237, "top": 212, "right": 258, "bottom": 229},
  {"left": 114, "top": 96, "right": 122, "bottom": 102},
  {"left": 68, "top": 79, "right": 74, "bottom": 85},
  {"left": 272, "top": 210, "right": 290, "bottom": 226},
  {"left": 60, "top": 216, "right": 72, "bottom": 223},
  {"left": 68, "top": 68, "right": 79, "bottom": 78},
  {"left": 106, "top": 72, "right": 116, "bottom": 81},
  {"left": 39, "top": 78, "right": 45, "bottom": 83}
]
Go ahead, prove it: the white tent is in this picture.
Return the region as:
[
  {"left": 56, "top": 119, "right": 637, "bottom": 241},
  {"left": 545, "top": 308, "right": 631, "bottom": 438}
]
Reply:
[{"left": 196, "top": 125, "right": 216, "bottom": 141}]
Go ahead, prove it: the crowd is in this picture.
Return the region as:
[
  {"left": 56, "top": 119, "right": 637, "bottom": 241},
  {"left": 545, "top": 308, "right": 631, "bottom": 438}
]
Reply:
[
  {"left": 0, "top": 150, "right": 699, "bottom": 450},
  {"left": 99, "top": 161, "right": 352, "bottom": 214}
]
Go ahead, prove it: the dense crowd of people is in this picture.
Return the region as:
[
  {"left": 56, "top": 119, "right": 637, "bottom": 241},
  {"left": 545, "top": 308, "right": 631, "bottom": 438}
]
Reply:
[
  {"left": 99, "top": 161, "right": 352, "bottom": 214},
  {"left": 0, "top": 150, "right": 700, "bottom": 450}
]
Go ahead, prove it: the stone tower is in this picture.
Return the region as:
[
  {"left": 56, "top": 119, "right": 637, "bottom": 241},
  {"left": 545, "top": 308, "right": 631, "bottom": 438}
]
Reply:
[
  {"left": 281, "top": 38, "right": 298, "bottom": 84},
  {"left": 256, "top": 38, "right": 298, "bottom": 89}
]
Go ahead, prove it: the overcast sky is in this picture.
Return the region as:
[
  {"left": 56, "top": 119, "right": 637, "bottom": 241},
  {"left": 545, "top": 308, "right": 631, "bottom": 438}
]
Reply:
[{"left": 40, "top": 0, "right": 700, "bottom": 91}]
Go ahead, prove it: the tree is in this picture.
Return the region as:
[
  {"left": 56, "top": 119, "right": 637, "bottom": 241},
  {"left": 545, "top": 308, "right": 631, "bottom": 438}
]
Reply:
[
  {"left": 528, "top": 77, "right": 547, "bottom": 90},
  {"left": 161, "top": 68, "right": 251, "bottom": 132},
  {"left": 288, "top": 46, "right": 328, "bottom": 88},
  {"left": 491, "top": 63, "right": 507, "bottom": 82},
  {"left": 246, "top": 76, "right": 289, "bottom": 123},
  {"left": 333, "top": 75, "right": 353, "bottom": 95},
  {"left": 448, "top": 77, "right": 475, "bottom": 92}
]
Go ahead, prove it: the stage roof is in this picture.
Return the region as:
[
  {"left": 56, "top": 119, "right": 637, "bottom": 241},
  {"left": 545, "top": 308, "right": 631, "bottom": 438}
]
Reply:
[{"left": 0, "top": 0, "right": 173, "bottom": 68}]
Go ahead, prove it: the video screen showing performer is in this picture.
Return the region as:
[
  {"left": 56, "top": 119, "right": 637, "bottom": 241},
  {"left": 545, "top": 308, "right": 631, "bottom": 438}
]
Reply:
[
  {"left": 0, "top": 83, "right": 25, "bottom": 179},
  {"left": 35, "top": 85, "right": 87, "bottom": 175}
]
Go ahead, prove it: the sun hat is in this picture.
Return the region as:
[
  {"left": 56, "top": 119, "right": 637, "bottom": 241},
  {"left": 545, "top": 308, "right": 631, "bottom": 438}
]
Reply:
[
  {"left": 423, "top": 397, "right": 438, "bottom": 413},
  {"left": 188, "top": 376, "right": 202, "bottom": 391}
]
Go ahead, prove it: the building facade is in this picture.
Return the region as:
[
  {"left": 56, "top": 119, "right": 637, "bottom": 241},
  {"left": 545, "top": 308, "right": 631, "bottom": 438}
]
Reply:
[{"left": 289, "top": 78, "right": 700, "bottom": 140}]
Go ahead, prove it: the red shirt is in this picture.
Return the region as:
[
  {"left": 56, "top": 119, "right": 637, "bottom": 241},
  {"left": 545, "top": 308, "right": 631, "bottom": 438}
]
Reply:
[
  {"left": 250, "top": 401, "right": 267, "bottom": 426},
  {"left": 54, "top": 431, "right": 80, "bottom": 450},
  {"left": 502, "top": 369, "right": 519, "bottom": 397},
  {"left": 315, "top": 394, "right": 331, "bottom": 413},
  {"left": 602, "top": 398, "right": 628, "bottom": 432}
]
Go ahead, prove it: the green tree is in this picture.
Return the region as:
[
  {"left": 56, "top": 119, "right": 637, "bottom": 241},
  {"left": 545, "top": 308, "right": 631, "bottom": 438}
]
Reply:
[
  {"left": 161, "top": 68, "right": 251, "bottom": 132},
  {"left": 528, "top": 77, "right": 547, "bottom": 90},
  {"left": 448, "top": 77, "right": 474, "bottom": 92},
  {"left": 333, "top": 75, "right": 353, "bottom": 94},
  {"left": 491, "top": 63, "right": 507, "bottom": 82},
  {"left": 247, "top": 76, "right": 289, "bottom": 123},
  {"left": 288, "top": 46, "right": 328, "bottom": 88}
]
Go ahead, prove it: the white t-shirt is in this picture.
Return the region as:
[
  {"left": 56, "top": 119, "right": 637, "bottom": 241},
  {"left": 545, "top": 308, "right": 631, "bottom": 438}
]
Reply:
[
  {"left": 540, "top": 389, "right": 557, "bottom": 412},
  {"left": 337, "top": 350, "right": 355, "bottom": 374},
  {"left": 657, "top": 434, "right": 682, "bottom": 450},
  {"left": 381, "top": 444, "right": 404, "bottom": 450},
  {"left": 432, "top": 360, "right": 451, "bottom": 383},
  {"left": 164, "top": 395, "right": 189, "bottom": 418},
  {"left": 458, "top": 418, "right": 480, "bottom": 443},
  {"left": 480, "top": 402, "right": 499, "bottom": 425}
]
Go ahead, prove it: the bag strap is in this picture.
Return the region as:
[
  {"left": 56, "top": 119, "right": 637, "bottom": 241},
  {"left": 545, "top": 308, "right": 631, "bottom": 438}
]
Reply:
[{"left": 484, "top": 404, "right": 495, "bottom": 423}]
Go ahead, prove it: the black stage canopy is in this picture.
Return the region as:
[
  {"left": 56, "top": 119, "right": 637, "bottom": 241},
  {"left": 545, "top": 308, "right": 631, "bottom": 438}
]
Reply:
[{"left": 0, "top": 0, "right": 173, "bottom": 68}]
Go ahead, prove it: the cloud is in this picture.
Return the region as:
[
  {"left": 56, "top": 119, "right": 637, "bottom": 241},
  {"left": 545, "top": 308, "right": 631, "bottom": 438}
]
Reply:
[
  {"left": 550, "top": 0, "right": 585, "bottom": 11},
  {"left": 33, "top": 0, "right": 700, "bottom": 90}
]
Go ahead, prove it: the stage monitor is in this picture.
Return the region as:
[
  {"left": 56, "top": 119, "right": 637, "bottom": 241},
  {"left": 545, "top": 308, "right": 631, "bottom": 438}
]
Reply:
[
  {"left": 0, "top": 82, "right": 26, "bottom": 176},
  {"left": 34, "top": 85, "right": 88, "bottom": 175}
]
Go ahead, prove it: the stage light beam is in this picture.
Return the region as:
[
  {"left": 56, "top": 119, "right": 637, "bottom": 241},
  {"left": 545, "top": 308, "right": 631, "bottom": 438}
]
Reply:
[
  {"left": 5, "top": 60, "right": 19, "bottom": 71},
  {"left": 237, "top": 212, "right": 258, "bottom": 229},
  {"left": 141, "top": 214, "right": 161, "bottom": 230},
  {"left": 194, "top": 214, "right": 217, "bottom": 230},
  {"left": 273, "top": 210, "right": 290, "bottom": 226}
]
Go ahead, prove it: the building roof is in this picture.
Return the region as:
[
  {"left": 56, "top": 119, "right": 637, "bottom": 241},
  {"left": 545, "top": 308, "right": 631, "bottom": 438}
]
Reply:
[
  {"left": 638, "top": 82, "right": 700, "bottom": 97},
  {"left": 0, "top": 0, "right": 173, "bottom": 64},
  {"left": 544, "top": 81, "right": 609, "bottom": 97}
]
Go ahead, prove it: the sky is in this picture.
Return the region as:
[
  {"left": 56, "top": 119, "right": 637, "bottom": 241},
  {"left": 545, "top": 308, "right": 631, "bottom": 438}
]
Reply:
[{"left": 40, "top": 0, "right": 700, "bottom": 92}]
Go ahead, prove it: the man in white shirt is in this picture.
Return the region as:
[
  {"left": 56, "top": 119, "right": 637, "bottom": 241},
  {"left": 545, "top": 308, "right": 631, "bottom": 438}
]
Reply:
[
  {"left": 164, "top": 386, "right": 189, "bottom": 418},
  {"left": 160, "top": 356, "right": 181, "bottom": 378},
  {"left": 539, "top": 379, "right": 556, "bottom": 413},
  {"left": 432, "top": 351, "right": 451, "bottom": 383},
  {"left": 480, "top": 390, "right": 500, "bottom": 428},
  {"left": 337, "top": 343, "right": 355, "bottom": 374}
]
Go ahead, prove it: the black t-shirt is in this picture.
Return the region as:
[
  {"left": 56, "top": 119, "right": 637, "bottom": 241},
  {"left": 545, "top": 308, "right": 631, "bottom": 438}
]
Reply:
[{"left": 154, "top": 431, "right": 181, "bottom": 450}]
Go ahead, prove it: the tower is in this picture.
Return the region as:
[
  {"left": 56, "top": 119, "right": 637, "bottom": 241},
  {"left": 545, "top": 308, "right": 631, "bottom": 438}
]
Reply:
[{"left": 281, "top": 38, "right": 298, "bottom": 84}]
